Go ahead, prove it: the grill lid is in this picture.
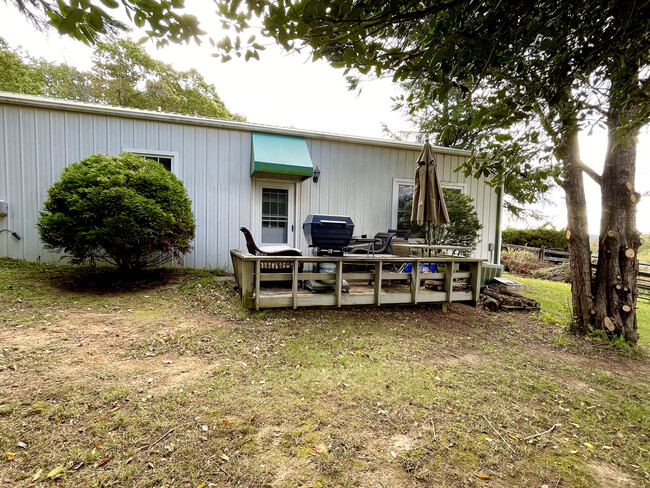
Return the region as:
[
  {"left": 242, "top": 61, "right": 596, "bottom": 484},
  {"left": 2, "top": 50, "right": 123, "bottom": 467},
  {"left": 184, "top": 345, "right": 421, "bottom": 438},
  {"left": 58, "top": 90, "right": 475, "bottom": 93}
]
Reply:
[{"left": 302, "top": 214, "right": 354, "bottom": 248}]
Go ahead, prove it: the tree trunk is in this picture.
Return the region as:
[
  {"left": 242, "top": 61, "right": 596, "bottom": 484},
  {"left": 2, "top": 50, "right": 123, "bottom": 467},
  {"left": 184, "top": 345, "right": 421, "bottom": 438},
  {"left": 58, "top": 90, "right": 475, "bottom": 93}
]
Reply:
[
  {"left": 560, "top": 128, "right": 594, "bottom": 335},
  {"left": 593, "top": 106, "right": 641, "bottom": 343}
]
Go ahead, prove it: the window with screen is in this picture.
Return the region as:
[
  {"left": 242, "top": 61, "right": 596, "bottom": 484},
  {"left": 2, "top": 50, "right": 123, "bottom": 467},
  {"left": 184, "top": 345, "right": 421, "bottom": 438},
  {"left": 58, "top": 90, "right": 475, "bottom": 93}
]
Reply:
[{"left": 261, "top": 188, "right": 289, "bottom": 243}]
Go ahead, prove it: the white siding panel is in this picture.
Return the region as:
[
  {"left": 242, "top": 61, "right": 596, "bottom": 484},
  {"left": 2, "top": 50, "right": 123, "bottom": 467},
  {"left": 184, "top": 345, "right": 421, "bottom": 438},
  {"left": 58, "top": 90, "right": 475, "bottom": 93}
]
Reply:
[
  {"left": 93, "top": 116, "right": 108, "bottom": 154},
  {"left": 5, "top": 107, "right": 23, "bottom": 258},
  {"left": 193, "top": 126, "right": 208, "bottom": 269},
  {"left": 205, "top": 129, "right": 218, "bottom": 268},
  {"left": 65, "top": 112, "right": 80, "bottom": 167},
  {"left": 120, "top": 118, "right": 134, "bottom": 149},
  {"left": 107, "top": 117, "right": 121, "bottom": 155},
  {"left": 0, "top": 107, "right": 7, "bottom": 257},
  {"left": 238, "top": 132, "right": 252, "bottom": 257},
  {"left": 216, "top": 129, "right": 230, "bottom": 262},
  {"left": 79, "top": 113, "right": 94, "bottom": 160},
  {"left": 182, "top": 125, "right": 196, "bottom": 268}
]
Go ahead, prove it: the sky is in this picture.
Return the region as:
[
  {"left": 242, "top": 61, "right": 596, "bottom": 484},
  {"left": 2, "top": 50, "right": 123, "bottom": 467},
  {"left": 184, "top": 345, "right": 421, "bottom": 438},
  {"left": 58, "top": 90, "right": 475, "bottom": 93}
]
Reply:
[{"left": 0, "top": 1, "right": 648, "bottom": 234}]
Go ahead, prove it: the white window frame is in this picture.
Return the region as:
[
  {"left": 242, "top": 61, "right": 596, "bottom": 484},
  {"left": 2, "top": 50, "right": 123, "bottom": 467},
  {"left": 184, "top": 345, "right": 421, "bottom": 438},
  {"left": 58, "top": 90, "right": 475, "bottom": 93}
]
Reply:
[
  {"left": 122, "top": 147, "right": 179, "bottom": 174},
  {"left": 391, "top": 178, "right": 466, "bottom": 229}
]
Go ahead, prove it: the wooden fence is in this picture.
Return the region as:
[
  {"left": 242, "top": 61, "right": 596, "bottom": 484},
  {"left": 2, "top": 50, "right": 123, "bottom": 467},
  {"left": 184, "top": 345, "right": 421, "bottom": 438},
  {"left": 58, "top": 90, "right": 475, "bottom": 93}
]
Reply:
[{"left": 502, "top": 244, "right": 650, "bottom": 301}]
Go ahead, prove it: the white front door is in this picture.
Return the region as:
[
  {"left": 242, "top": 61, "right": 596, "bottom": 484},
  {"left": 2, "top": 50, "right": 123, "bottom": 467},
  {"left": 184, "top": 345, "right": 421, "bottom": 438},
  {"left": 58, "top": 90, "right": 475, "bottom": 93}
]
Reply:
[{"left": 254, "top": 180, "right": 296, "bottom": 247}]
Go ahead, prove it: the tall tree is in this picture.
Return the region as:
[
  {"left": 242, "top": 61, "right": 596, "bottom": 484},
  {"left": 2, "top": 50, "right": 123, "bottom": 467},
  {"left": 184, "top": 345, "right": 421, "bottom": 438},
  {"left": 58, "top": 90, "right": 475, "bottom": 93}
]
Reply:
[
  {"left": 0, "top": 38, "right": 244, "bottom": 121},
  {"left": 213, "top": 0, "right": 649, "bottom": 342},
  {"left": 0, "top": 38, "right": 44, "bottom": 94}
]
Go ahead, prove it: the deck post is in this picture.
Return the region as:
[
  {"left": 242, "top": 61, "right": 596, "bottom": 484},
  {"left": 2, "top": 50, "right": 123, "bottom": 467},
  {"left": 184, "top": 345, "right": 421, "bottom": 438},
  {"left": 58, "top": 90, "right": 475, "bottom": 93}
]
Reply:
[
  {"left": 411, "top": 261, "right": 420, "bottom": 304},
  {"left": 292, "top": 258, "right": 299, "bottom": 309},
  {"left": 470, "top": 261, "right": 482, "bottom": 306},
  {"left": 444, "top": 261, "right": 454, "bottom": 308},
  {"left": 335, "top": 260, "right": 343, "bottom": 307},
  {"left": 254, "top": 259, "right": 261, "bottom": 311},
  {"left": 238, "top": 257, "right": 255, "bottom": 309},
  {"left": 374, "top": 262, "right": 382, "bottom": 306}
]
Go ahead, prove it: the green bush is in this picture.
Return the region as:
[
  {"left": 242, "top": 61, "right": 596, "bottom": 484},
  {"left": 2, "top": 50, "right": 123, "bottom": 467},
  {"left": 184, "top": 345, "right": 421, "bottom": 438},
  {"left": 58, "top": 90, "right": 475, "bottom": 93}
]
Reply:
[
  {"left": 430, "top": 188, "right": 483, "bottom": 254},
  {"left": 502, "top": 226, "right": 568, "bottom": 251},
  {"left": 38, "top": 153, "right": 195, "bottom": 270}
]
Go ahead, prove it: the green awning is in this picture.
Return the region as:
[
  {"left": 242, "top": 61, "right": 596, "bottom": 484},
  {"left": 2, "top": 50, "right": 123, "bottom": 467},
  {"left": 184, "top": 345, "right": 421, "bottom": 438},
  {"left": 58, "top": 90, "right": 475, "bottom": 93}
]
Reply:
[{"left": 251, "top": 132, "right": 313, "bottom": 180}]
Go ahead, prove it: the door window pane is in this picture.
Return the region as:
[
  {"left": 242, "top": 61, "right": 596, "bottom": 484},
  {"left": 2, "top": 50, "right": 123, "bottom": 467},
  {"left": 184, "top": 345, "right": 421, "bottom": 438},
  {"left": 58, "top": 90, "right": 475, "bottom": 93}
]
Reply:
[{"left": 262, "top": 188, "right": 289, "bottom": 243}]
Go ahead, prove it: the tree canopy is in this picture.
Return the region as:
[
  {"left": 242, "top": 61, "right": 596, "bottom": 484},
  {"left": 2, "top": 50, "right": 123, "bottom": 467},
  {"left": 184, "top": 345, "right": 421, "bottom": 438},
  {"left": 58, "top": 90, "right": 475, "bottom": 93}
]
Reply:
[
  {"left": 0, "top": 37, "right": 244, "bottom": 120},
  {"left": 8, "top": 0, "right": 204, "bottom": 45}
]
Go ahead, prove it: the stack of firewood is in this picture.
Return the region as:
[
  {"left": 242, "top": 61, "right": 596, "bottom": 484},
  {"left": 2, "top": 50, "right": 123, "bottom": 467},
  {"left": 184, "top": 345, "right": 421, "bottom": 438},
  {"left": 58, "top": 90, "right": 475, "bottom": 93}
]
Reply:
[
  {"left": 480, "top": 283, "right": 540, "bottom": 311},
  {"left": 423, "top": 278, "right": 470, "bottom": 292}
]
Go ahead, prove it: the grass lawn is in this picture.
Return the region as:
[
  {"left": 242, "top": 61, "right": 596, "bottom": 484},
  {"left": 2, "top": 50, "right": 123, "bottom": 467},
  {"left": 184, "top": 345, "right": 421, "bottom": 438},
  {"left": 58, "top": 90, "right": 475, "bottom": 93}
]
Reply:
[
  {"left": 512, "top": 274, "right": 650, "bottom": 347},
  {"left": 1, "top": 258, "right": 649, "bottom": 487}
]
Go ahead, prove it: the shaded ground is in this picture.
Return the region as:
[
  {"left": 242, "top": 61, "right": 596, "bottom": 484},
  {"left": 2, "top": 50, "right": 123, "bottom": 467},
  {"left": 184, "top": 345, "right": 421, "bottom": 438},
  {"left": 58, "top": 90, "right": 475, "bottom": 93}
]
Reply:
[{"left": 0, "top": 258, "right": 649, "bottom": 487}]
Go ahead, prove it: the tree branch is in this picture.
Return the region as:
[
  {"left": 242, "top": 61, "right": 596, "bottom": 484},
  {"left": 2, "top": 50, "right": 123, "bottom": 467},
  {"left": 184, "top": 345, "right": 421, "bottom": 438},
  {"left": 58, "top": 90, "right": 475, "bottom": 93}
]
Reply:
[{"left": 576, "top": 159, "right": 602, "bottom": 185}]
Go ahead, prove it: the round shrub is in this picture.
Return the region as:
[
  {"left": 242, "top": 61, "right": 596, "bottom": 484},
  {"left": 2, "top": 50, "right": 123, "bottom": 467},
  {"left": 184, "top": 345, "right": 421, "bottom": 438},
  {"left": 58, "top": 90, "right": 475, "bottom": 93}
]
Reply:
[{"left": 38, "top": 153, "right": 195, "bottom": 270}]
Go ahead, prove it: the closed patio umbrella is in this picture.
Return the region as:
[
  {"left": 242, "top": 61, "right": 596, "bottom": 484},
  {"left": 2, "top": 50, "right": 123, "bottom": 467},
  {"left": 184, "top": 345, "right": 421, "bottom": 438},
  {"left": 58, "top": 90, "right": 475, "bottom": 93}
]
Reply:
[{"left": 410, "top": 140, "right": 450, "bottom": 244}]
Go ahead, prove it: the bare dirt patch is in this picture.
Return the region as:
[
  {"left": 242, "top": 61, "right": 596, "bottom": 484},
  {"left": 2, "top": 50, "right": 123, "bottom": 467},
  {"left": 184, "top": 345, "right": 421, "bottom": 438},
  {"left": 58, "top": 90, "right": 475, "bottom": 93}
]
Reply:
[{"left": 588, "top": 461, "right": 637, "bottom": 487}]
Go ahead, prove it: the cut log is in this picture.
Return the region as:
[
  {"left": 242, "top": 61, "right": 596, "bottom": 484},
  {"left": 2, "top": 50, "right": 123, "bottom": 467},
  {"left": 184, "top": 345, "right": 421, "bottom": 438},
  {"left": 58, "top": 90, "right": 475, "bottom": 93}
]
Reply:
[
  {"left": 625, "top": 181, "right": 633, "bottom": 191},
  {"left": 483, "top": 296, "right": 500, "bottom": 312},
  {"left": 622, "top": 304, "right": 632, "bottom": 313},
  {"left": 625, "top": 248, "right": 635, "bottom": 259},
  {"left": 607, "top": 230, "right": 616, "bottom": 238},
  {"left": 565, "top": 229, "right": 571, "bottom": 240},
  {"left": 604, "top": 317, "right": 615, "bottom": 331}
]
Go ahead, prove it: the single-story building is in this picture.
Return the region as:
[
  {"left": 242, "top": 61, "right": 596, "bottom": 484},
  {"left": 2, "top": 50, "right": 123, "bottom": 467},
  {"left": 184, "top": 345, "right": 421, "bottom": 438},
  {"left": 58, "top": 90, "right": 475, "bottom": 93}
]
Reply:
[{"left": 0, "top": 91, "right": 503, "bottom": 271}]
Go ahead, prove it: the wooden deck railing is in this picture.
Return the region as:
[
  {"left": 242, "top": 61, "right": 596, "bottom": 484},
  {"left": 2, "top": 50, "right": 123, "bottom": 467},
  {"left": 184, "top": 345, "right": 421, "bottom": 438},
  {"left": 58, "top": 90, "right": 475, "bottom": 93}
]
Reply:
[{"left": 230, "top": 250, "right": 484, "bottom": 310}]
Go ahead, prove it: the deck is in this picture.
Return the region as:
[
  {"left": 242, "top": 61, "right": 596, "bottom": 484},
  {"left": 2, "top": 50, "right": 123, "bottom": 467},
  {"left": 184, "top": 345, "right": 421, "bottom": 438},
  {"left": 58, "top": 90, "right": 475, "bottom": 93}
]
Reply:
[{"left": 230, "top": 250, "right": 484, "bottom": 310}]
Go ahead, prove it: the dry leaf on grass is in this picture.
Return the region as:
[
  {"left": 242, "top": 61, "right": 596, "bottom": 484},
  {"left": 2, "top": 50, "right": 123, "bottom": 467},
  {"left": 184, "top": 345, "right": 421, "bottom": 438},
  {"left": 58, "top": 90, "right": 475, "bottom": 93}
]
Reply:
[
  {"left": 475, "top": 473, "right": 491, "bottom": 480},
  {"left": 46, "top": 466, "right": 64, "bottom": 478},
  {"left": 32, "top": 468, "right": 43, "bottom": 481},
  {"left": 96, "top": 454, "right": 114, "bottom": 467},
  {"left": 310, "top": 443, "right": 328, "bottom": 456},
  {"left": 583, "top": 442, "right": 595, "bottom": 449}
]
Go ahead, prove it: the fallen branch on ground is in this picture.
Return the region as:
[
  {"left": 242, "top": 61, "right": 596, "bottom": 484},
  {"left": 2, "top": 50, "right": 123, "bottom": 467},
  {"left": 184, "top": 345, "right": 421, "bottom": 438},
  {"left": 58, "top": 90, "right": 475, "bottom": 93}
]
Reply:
[
  {"left": 483, "top": 416, "right": 516, "bottom": 454},
  {"left": 523, "top": 423, "right": 560, "bottom": 441}
]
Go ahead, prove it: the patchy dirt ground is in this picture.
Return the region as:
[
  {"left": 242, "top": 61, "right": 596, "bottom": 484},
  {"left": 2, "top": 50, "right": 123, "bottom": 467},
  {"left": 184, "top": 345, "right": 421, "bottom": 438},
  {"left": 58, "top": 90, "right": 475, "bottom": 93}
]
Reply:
[{"left": 1, "top": 260, "right": 649, "bottom": 487}]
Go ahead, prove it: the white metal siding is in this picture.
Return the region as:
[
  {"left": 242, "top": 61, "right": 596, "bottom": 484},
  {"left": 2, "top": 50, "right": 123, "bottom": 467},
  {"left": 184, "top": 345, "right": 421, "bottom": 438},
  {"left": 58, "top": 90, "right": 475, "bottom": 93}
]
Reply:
[{"left": 0, "top": 101, "right": 499, "bottom": 270}]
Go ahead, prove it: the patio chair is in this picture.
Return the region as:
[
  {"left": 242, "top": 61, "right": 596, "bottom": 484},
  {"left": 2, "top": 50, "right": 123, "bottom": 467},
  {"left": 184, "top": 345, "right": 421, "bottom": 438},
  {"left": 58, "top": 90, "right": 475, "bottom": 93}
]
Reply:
[
  {"left": 240, "top": 227, "right": 302, "bottom": 257},
  {"left": 347, "top": 232, "right": 395, "bottom": 255},
  {"left": 240, "top": 227, "right": 302, "bottom": 273},
  {"left": 387, "top": 228, "right": 411, "bottom": 240}
]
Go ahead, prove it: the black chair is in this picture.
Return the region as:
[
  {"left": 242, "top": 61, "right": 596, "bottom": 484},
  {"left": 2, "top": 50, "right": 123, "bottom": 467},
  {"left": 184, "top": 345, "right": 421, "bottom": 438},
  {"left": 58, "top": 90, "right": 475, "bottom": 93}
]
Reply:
[
  {"left": 348, "top": 232, "right": 396, "bottom": 255},
  {"left": 388, "top": 228, "right": 411, "bottom": 240},
  {"left": 240, "top": 227, "right": 302, "bottom": 274},
  {"left": 240, "top": 227, "right": 302, "bottom": 256}
]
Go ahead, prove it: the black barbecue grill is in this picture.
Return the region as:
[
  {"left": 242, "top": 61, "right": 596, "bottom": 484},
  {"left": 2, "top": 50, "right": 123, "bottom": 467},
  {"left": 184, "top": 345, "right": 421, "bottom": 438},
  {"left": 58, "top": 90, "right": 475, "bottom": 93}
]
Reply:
[
  {"left": 302, "top": 214, "right": 354, "bottom": 293},
  {"left": 302, "top": 214, "right": 354, "bottom": 256}
]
